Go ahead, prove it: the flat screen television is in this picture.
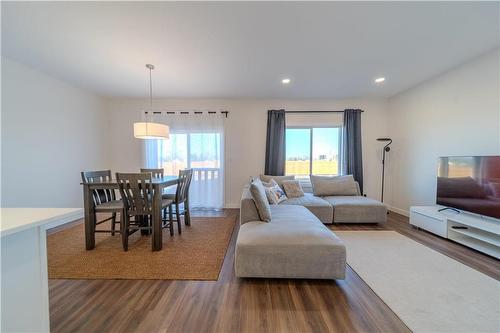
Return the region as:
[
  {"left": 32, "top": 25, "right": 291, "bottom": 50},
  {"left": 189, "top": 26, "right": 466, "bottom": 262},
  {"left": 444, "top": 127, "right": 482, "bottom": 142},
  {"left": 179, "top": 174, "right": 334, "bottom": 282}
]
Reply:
[{"left": 437, "top": 156, "right": 500, "bottom": 219}]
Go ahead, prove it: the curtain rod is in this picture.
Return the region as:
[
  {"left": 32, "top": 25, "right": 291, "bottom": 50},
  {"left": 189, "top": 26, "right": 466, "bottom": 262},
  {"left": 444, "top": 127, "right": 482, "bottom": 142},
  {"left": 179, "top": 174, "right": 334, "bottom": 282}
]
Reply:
[
  {"left": 144, "top": 111, "right": 229, "bottom": 118},
  {"left": 285, "top": 110, "right": 364, "bottom": 113}
]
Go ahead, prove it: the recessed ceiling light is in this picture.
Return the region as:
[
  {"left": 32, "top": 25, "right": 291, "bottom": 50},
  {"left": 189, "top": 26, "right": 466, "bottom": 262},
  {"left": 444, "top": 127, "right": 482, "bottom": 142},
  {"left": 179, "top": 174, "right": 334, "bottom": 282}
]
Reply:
[
  {"left": 375, "top": 77, "right": 385, "bottom": 83},
  {"left": 282, "top": 78, "right": 291, "bottom": 84}
]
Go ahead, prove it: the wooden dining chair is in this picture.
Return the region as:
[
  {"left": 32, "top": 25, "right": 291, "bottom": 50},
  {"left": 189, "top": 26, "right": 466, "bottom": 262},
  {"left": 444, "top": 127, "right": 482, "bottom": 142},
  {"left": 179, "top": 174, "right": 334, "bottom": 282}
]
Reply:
[
  {"left": 141, "top": 168, "right": 176, "bottom": 233},
  {"left": 81, "top": 170, "right": 124, "bottom": 236},
  {"left": 116, "top": 172, "right": 173, "bottom": 251},
  {"left": 140, "top": 168, "right": 164, "bottom": 178},
  {"left": 163, "top": 169, "right": 193, "bottom": 234}
]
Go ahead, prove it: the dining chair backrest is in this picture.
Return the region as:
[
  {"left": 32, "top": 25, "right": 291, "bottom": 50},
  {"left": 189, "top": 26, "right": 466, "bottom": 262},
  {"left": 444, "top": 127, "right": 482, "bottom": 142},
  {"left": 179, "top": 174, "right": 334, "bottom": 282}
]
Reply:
[
  {"left": 81, "top": 170, "right": 116, "bottom": 206},
  {"left": 176, "top": 169, "right": 193, "bottom": 203},
  {"left": 140, "top": 168, "right": 164, "bottom": 178},
  {"left": 116, "top": 172, "right": 153, "bottom": 216}
]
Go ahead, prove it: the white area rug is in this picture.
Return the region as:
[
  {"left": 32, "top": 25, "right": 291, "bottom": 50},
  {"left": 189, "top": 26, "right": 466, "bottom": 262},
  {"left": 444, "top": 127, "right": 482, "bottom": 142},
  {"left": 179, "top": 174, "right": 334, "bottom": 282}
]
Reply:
[{"left": 336, "top": 231, "right": 500, "bottom": 333}]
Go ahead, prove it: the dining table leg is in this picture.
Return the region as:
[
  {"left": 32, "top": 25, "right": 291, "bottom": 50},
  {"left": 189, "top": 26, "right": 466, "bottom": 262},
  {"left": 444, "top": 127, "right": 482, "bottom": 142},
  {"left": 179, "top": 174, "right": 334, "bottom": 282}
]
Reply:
[
  {"left": 83, "top": 184, "right": 95, "bottom": 250},
  {"left": 152, "top": 184, "right": 163, "bottom": 251}
]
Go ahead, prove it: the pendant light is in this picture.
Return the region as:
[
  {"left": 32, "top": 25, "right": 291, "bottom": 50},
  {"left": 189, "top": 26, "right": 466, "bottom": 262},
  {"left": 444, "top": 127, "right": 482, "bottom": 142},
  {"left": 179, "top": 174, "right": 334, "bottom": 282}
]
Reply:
[{"left": 133, "top": 64, "right": 169, "bottom": 139}]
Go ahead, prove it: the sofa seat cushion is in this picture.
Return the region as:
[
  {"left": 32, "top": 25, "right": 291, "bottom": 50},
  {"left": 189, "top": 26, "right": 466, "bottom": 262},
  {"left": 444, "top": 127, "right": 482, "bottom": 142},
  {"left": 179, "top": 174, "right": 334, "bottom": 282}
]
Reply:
[
  {"left": 269, "top": 204, "right": 321, "bottom": 224},
  {"left": 235, "top": 205, "right": 346, "bottom": 279},
  {"left": 279, "top": 193, "right": 333, "bottom": 224},
  {"left": 323, "top": 196, "right": 387, "bottom": 223}
]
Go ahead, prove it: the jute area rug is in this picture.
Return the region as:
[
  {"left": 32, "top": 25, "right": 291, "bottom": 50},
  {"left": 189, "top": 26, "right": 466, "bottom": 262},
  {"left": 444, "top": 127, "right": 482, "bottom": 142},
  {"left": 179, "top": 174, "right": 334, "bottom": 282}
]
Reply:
[
  {"left": 336, "top": 231, "right": 500, "bottom": 333},
  {"left": 47, "top": 215, "right": 236, "bottom": 280}
]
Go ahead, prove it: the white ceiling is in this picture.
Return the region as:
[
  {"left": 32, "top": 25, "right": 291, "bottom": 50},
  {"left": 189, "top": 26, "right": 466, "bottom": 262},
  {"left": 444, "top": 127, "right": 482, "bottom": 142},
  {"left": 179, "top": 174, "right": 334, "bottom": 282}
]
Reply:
[{"left": 2, "top": 2, "right": 499, "bottom": 99}]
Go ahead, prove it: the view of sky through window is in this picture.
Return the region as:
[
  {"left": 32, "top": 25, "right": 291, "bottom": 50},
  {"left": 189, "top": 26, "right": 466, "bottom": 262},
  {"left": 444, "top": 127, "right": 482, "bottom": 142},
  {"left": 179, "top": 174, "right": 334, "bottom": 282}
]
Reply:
[
  {"left": 160, "top": 133, "right": 221, "bottom": 175},
  {"left": 286, "top": 127, "right": 340, "bottom": 177}
]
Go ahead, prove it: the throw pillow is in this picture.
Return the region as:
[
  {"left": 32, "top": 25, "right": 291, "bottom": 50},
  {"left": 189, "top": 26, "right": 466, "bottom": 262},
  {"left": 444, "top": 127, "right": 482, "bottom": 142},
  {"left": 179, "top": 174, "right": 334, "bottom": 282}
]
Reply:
[
  {"left": 249, "top": 178, "right": 272, "bottom": 222},
  {"left": 262, "top": 179, "right": 279, "bottom": 203},
  {"left": 260, "top": 175, "right": 295, "bottom": 189},
  {"left": 311, "top": 175, "right": 358, "bottom": 196},
  {"left": 266, "top": 184, "right": 288, "bottom": 204},
  {"left": 282, "top": 180, "right": 305, "bottom": 198},
  {"left": 261, "top": 178, "right": 278, "bottom": 188}
]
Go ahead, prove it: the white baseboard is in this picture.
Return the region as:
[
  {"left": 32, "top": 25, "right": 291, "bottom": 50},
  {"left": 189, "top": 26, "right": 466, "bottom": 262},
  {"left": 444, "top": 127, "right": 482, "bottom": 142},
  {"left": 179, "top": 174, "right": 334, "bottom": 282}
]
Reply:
[{"left": 387, "top": 205, "right": 409, "bottom": 217}]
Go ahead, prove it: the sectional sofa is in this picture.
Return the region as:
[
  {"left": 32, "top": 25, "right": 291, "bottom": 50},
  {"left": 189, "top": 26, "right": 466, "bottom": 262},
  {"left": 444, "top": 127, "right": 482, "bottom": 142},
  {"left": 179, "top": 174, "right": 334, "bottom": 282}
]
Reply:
[
  {"left": 242, "top": 175, "right": 387, "bottom": 225},
  {"left": 235, "top": 175, "right": 387, "bottom": 280}
]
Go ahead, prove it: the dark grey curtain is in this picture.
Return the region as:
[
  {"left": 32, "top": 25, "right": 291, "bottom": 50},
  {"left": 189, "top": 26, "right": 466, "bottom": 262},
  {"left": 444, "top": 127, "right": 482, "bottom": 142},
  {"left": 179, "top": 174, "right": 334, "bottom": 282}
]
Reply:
[
  {"left": 343, "top": 109, "right": 364, "bottom": 193},
  {"left": 265, "top": 109, "right": 286, "bottom": 175}
]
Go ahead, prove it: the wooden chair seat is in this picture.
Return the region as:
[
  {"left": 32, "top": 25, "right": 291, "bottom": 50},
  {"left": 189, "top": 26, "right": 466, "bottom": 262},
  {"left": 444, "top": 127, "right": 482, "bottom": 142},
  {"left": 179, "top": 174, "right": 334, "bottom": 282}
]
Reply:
[
  {"left": 95, "top": 199, "right": 124, "bottom": 212},
  {"left": 81, "top": 170, "right": 123, "bottom": 236},
  {"left": 162, "top": 193, "right": 175, "bottom": 200}
]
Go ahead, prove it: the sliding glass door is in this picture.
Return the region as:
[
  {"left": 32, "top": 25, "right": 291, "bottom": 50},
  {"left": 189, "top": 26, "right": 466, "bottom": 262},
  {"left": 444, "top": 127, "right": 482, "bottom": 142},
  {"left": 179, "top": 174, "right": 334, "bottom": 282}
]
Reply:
[{"left": 144, "top": 114, "right": 224, "bottom": 209}]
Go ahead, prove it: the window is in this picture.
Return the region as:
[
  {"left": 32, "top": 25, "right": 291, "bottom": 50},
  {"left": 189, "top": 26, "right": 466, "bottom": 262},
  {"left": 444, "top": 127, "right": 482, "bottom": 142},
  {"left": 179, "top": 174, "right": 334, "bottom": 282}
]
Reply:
[{"left": 285, "top": 127, "right": 341, "bottom": 178}]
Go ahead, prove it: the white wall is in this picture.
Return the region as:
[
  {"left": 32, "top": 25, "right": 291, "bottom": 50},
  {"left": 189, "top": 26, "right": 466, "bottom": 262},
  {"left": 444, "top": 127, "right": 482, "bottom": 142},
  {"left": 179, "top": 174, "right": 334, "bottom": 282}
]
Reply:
[
  {"left": 386, "top": 49, "right": 500, "bottom": 215},
  {"left": 6, "top": 49, "right": 495, "bottom": 212},
  {"left": 1, "top": 57, "right": 108, "bottom": 207},
  {"left": 105, "top": 98, "right": 389, "bottom": 208}
]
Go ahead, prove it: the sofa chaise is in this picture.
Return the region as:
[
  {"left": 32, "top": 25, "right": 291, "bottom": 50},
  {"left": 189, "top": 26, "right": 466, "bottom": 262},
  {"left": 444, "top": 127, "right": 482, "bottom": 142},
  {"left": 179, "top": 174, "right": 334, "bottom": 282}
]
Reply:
[{"left": 236, "top": 189, "right": 346, "bottom": 279}]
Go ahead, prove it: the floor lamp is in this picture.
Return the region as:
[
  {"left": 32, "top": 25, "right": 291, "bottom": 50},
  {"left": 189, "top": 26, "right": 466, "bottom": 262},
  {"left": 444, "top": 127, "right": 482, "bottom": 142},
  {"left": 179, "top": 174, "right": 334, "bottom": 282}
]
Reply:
[{"left": 377, "top": 138, "right": 392, "bottom": 202}]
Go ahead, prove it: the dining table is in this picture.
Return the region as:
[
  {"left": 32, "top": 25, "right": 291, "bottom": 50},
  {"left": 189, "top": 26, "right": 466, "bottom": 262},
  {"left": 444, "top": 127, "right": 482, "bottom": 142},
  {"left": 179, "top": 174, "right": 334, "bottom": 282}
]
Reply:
[{"left": 81, "top": 175, "right": 178, "bottom": 251}]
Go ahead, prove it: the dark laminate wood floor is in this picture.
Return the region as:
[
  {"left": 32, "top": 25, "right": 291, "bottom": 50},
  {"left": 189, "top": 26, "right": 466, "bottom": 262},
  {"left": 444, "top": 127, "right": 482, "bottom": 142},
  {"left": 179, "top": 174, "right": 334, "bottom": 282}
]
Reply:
[{"left": 49, "top": 210, "right": 499, "bottom": 333}]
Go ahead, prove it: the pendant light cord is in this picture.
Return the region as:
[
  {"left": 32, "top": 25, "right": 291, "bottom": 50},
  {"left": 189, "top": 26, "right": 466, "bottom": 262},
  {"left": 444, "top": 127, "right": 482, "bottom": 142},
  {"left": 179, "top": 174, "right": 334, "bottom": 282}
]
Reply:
[
  {"left": 149, "top": 66, "right": 153, "bottom": 110},
  {"left": 144, "top": 63, "right": 155, "bottom": 124}
]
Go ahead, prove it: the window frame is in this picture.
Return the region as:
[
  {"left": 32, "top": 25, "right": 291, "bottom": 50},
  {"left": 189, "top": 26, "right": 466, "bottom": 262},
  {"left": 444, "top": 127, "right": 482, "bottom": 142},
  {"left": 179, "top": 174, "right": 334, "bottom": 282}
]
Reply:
[{"left": 285, "top": 125, "right": 343, "bottom": 177}]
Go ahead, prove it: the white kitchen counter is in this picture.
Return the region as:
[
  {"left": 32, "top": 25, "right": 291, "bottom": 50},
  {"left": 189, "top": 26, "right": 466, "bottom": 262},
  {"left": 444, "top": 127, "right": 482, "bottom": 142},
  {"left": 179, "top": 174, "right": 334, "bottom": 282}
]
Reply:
[{"left": 1, "top": 208, "right": 83, "bottom": 332}]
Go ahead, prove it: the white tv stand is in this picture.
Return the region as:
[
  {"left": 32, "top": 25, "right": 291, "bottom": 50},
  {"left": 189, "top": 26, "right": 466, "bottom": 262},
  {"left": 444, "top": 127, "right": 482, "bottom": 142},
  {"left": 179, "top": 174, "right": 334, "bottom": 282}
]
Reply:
[{"left": 410, "top": 206, "right": 500, "bottom": 259}]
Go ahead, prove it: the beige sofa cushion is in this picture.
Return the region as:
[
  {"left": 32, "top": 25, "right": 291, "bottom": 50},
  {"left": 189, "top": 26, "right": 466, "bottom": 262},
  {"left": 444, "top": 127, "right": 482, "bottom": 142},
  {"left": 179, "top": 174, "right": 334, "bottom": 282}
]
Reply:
[
  {"left": 282, "top": 180, "right": 305, "bottom": 198},
  {"left": 235, "top": 205, "right": 346, "bottom": 279},
  {"left": 261, "top": 178, "right": 278, "bottom": 188},
  {"left": 295, "top": 179, "right": 359, "bottom": 195},
  {"left": 280, "top": 193, "right": 333, "bottom": 224},
  {"left": 240, "top": 186, "right": 260, "bottom": 225},
  {"left": 311, "top": 175, "right": 359, "bottom": 196},
  {"left": 260, "top": 175, "right": 295, "bottom": 188},
  {"left": 249, "top": 178, "right": 272, "bottom": 222},
  {"left": 299, "top": 179, "right": 314, "bottom": 193},
  {"left": 323, "top": 196, "right": 387, "bottom": 223}
]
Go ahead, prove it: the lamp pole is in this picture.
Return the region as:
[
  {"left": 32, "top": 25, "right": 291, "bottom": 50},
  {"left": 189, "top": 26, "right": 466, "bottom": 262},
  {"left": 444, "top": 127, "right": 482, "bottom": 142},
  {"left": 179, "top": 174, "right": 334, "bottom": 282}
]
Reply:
[{"left": 377, "top": 138, "right": 392, "bottom": 202}]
